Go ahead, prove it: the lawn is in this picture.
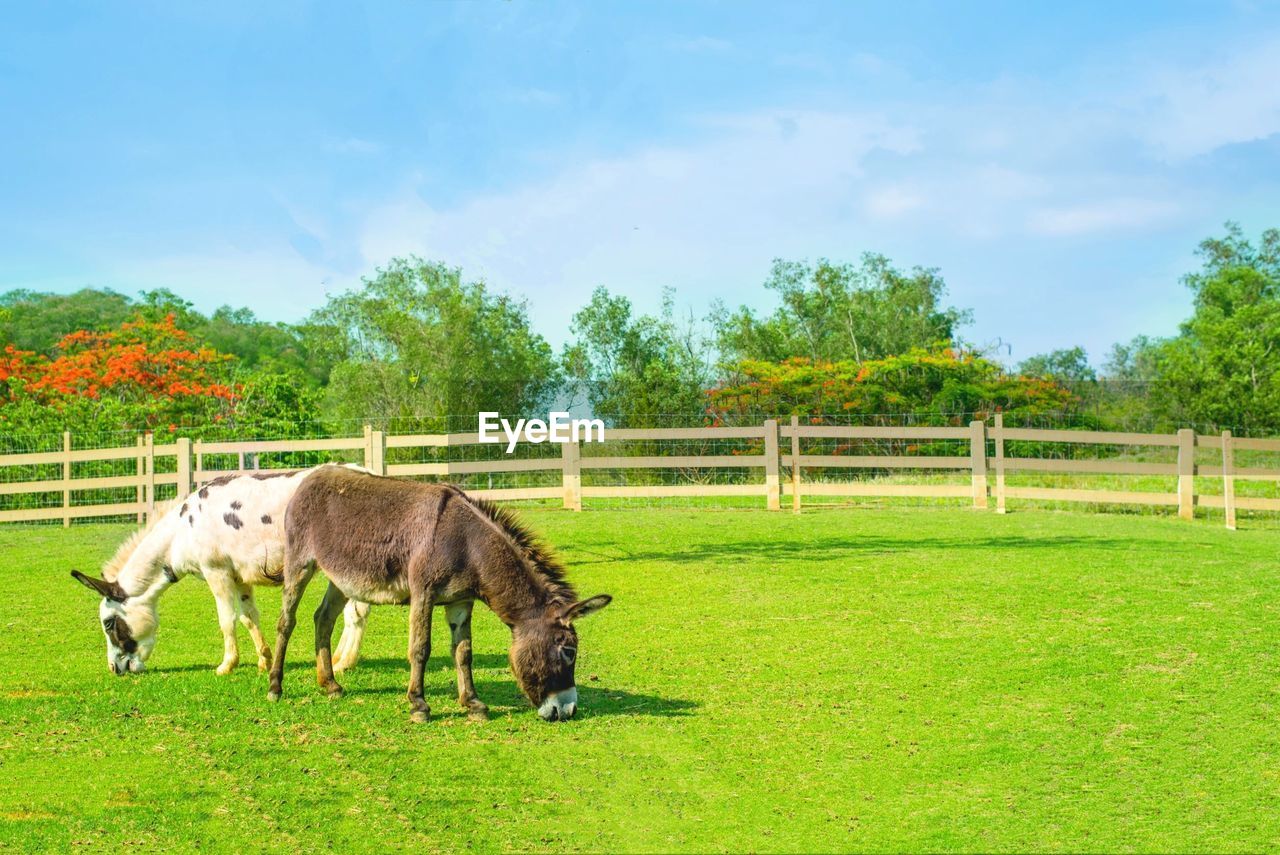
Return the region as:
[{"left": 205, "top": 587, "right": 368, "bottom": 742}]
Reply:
[{"left": 1, "top": 507, "right": 1278, "bottom": 852}]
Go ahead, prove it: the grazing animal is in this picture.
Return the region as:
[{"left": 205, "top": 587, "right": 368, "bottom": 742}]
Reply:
[
  {"left": 71, "top": 465, "right": 372, "bottom": 676},
  {"left": 269, "top": 466, "right": 611, "bottom": 722}
]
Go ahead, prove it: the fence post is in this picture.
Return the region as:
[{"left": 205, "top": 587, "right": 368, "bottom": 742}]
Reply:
[
  {"left": 144, "top": 432, "right": 156, "bottom": 524},
  {"left": 1177, "top": 428, "right": 1195, "bottom": 521},
  {"left": 993, "top": 413, "right": 1006, "bottom": 514},
  {"left": 135, "top": 435, "right": 145, "bottom": 524},
  {"left": 764, "top": 419, "right": 780, "bottom": 510},
  {"left": 561, "top": 440, "right": 582, "bottom": 511},
  {"left": 371, "top": 429, "right": 386, "bottom": 475},
  {"left": 790, "top": 415, "right": 802, "bottom": 514},
  {"left": 176, "top": 437, "right": 192, "bottom": 500},
  {"left": 363, "top": 424, "right": 373, "bottom": 470},
  {"left": 62, "top": 431, "right": 72, "bottom": 528},
  {"left": 969, "top": 420, "right": 988, "bottom": 509},
  {"left": 1222, "top": 430, "right": 1236, "bottom": 531},
  {"left": 193, "top": 439, "right": 203, "bottom": 489}
]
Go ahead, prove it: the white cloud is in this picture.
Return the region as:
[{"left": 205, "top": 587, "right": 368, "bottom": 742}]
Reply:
[
  {"left": 864, "top": 186, "right": 924, "bottom": 219},
  {"left": 361, "top": 110, "right": 914, "bottom": 253},
  {"left": 1121, "top": 37, "right": 1280, "bottom": 160},
  {"left": 111, "top": 244, "right": 342, "bottom": 319},
  {"left": 66, "top": 28, "right": 1275, "bottom": 363},
  {"left": 1028, "top": 198, "right": 1180, "bottom": 236},
  {"left": 355, "top": 110, "right": 926, "bottom": 330}
]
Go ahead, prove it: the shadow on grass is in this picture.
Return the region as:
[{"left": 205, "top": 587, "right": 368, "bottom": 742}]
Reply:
[
  {"left": 563, "top": 533, "right": 1189, "bottom": 567},
  {"left": 334, "top": 656, "right": 698, "bottom": 718}
]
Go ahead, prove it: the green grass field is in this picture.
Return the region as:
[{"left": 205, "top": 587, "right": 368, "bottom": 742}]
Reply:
[{"left": 1, "top": 507, "right": 1278, "bottom": 852}]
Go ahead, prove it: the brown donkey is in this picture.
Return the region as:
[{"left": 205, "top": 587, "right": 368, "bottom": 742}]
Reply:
[{"left": 267, "top": 466, "right": 611, "bottom": 722}]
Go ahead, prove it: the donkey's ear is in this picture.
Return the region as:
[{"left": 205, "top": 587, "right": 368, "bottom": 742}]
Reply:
[
  {"left": 561, "top": 594, "right": 612, "bottom": 623},
  {"left": 71, "top": 571, "right": 128, "bottom": 602}
]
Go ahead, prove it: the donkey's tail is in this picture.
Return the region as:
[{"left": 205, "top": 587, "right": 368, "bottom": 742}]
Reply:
[{"left": 260, "top": 546, "right": 285, "bottom": 585}]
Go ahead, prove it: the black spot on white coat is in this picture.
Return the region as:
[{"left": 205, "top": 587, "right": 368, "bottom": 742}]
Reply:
[
  {"left": 260, "top": 514, "right": 272, "bottom": 524},
  {"left": 223, "top": 512, "right": 243, "bottom": 530},
  {"left": 230, "top": 500, "right": 242, "bottom": 510}
]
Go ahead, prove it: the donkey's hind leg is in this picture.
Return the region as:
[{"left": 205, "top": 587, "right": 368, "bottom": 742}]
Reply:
[
  {"left": 446, "top": 600, "right": 488, "bottom": 721},
  {"left": 267, "top": 558, "right": 318, "bottom": 702},
  {"left": 207, "top": 572, "right": 243, "bottom": 676},
  {"left": 332, "top": 600, "right": 370, "bottom": 672},
  {"left": 406, "top": 589, "right": 435, "bottom": 724},
  {"left": 313, "top": 581, "right": 348, "bottom": 698},
  {"left": 236, "top": 584, "right": 272, "bottom": 671}
]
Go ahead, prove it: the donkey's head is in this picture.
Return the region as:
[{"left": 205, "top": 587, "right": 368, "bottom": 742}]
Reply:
[
  {"left": 509, "top": 594, "right": 611, "bottom": 721},
  {"left": 71, "top": 571, "right": 158, "bottom": 675}
]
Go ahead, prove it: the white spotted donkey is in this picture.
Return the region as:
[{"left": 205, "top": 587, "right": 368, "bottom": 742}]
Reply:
[{"left": 72, "top": 464, "right": 372, "bottom": 676}]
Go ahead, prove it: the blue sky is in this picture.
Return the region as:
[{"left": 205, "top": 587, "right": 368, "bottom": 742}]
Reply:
[{"left": 3, "top": 1, "right": 1279, "bottom": 365}]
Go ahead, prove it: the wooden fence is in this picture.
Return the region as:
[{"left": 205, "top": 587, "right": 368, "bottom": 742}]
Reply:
[{"left": 2, "top": 418, "right": 1277, "bottom": 529}]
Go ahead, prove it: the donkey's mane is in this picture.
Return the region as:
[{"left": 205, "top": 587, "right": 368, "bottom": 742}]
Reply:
[
  {"left": 462, "top": 494, "right": 577, "bottom": 603},
  {"left": 103, "top": 499, "right": 179, "bottom": 581}
]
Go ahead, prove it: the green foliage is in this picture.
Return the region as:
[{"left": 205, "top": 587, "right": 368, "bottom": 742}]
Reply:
[
  {"left": 562, "top": 287, "right": 712, "bottom": 425},
  {"left": 0, "top": 288, "right": 326, "bottom": 387},
  {"left": 7, "top": 225, "right": 1280, "bottom": 434},
  {"left": 1106, "top": 224, "right": 1280, "bottom": 432},
  {"left": 310, "top": 258, "right": 559, "bottom": 428},
  {"left": 223, "top": 369, "right": 325, "bottom": 438},
  {"left": 710, "top": 348, "right": 1077, "bottom": 422},
  {"left": 711, "top": 254, "right": 971, "bottom": 364},
  {"left": 1018, "top": 346, "right": 1096, "bottom": 383},
  {"left": 0, "top": 288, "right": 136, "bottom": 354}
]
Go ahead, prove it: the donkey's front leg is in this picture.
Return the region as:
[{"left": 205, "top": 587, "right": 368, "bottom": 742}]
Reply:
[
  {"left": 406, "top": 592, "right": 434, "bottom": 723},
  {"left": 313, "top": 581, "right": 348, "bottom": 698},
  {"left": 446, "top": 600, "right": 488, "bottom": 721},
  {"left": 236, "top": 584, "right": 272, "bottom": 671},
  {"left": 207, "top": 573, "right": 242, "bottom": 676},
  {"left": 268, "top": 558, "right": 317, "bottom": 702}
]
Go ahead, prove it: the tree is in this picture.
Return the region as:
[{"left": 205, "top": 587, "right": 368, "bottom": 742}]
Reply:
[
  {"left": 0, "top": 288, "right": 136, "bottom": 353},
  {"left": 1018, "top": 347, "right": 1096, "bottom": 383},
  {"left": 711, "top": 254, "right": 971, "bottom": 365},
  {"left": 0, "top": 287, "right": 328, "bottom": 388},
  {"left": 309, "top": 258, "right": 559, "bottom": 427},
  {"left": 201, "top": 306, "right": 330, "bottom": 385},
  {"left": 561, "top": 287, "right": 713, "bottom": 426},
  {"left": 0, "top": 314, "right": 237, "bottom": 432},
  {"left": 708, "top": 349, "right": 1076, "bottom": 422},
  {"left": 1114, "top": 224, "right": 1280, "bottom": 432}
]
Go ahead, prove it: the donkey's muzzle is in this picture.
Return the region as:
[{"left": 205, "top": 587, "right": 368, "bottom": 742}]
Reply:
[{"left": 538, "top": 687, "right": 578, "bottom": 721}]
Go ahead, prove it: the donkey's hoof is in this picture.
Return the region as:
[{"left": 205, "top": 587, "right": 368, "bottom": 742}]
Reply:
[
  {"left": 466, "top": 705, "right": 489, "bottom": 723},
  {"left": 409, "top": 709, "right": 430, "bottom": 724},
  {"left": 332, "top": 656, "right": 354, "bottom": 673},
  {"left": 266, "top": 691, "right": 280, "bottom": 703},
  {"left": 324, "top": 683, "right": 344, "bottom": 699},
  {"left": 257, "top": 655, "right": 272, "bottom": 672},
  {"left": 216, "top": 661, "right": 237, "bottom": 676}
]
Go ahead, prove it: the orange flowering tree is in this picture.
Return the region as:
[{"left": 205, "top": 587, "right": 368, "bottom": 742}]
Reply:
[
  {"left": 707, "top": 348, "right": 1079, "bottom": 424},
  {"left": 1, "top": 314, "right": 238, "bottom": 433}
]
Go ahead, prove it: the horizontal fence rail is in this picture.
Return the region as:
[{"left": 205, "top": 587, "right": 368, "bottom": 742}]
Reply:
[{"left": 2, "top": 418, "right": 1277, "bottom": 528}]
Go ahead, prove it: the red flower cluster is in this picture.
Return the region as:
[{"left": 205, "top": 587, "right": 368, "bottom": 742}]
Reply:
[{"left": 2, "top": 314, "right": 237, "bottom": 406}]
